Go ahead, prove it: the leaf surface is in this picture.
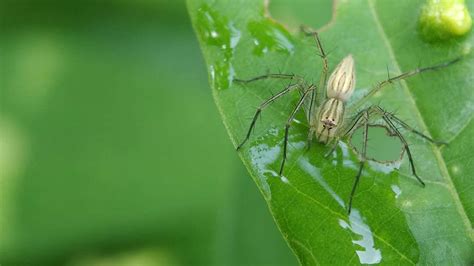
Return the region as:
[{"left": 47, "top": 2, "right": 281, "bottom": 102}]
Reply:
[{"left": 188, "top": 0, "right": 474, "bottom": 264}]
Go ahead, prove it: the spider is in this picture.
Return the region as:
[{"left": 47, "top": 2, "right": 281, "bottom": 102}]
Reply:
[{"left": 234, "top": 27, "right": 461, "bottom": 214}]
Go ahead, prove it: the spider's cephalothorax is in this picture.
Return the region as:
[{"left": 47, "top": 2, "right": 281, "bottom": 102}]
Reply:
[{"left": 234, "top": 29, "right": 461, "bottom": 213}]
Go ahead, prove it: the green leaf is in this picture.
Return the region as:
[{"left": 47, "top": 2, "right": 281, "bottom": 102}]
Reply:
[{"left": 188, "top": 0, "right": 474, "bottom": 264}]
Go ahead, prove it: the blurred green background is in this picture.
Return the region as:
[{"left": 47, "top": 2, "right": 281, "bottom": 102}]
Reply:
[{"left": 0, "top": 0, "right": 334, "bottom": 265}]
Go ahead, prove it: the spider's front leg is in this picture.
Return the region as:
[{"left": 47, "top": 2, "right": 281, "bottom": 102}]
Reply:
[
  {"left": 280, "top": 85, "right": 317, "bottom": 176},
  {"left": 300, "top": 25, "right": 329, "bottom": 107},
  {"left": 234, "top": 72, "right": 308, "bottom": 150},
  {"left": 234, "top": 73, "right": 305, "bottom": 85},
  {"left": 235, "top": 83, "right": 301, "bottom": 150},
  {"left": 348, "top": 57, "right": 463, "bottom": 113}
]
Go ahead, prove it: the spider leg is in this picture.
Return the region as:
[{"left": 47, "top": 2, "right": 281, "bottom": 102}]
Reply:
[
  {"left": 280, "top": 85, "right": 316, "bottom": 175},
  {"left": 234, "top": 73, "right": 305, "bottom": 84},
  {"left": 306, "top": 127, "right": 315, "bottom": 152},
  {"left": 349, "top": 57, "right": 462, "bottom": 112},
  {"left": 331, "top": 103, "right": 436, "bottom": 213},
  {"left": 382, "top": 115, "right": 425, "bottom": 186},
  {"left": 236, "top": 83, "right": 300, "bottom": 150},
  {"left": 381, "top": 108, "right": 447, "bottom": 145},
  {"left": 343, "top": 105, "right": 429, "bottom": 213},
  {"left": 363, "top": 107, "right": 426, "bottom": 187},
  {"left": 300, "top": 25, "right": 329, "bottom": 109},
  {"left": 324, "top": 108, "right": 368, "bottom": 158},
  {"left": 321, "top": 106, "right": 371, "bottom": 213},
  {"left": 347, "top": 110, "right": 370, "bottom": 214}
]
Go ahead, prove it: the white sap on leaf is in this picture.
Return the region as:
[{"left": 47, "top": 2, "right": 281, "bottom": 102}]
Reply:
[
  {"left": 272, "top": 29, "right": 295, "bottom": 54},
  {"left": 299, "top": 142, "right": 382, "bottom": 264},
  {"left": 391, "top": 184, "right": 402, "bottom": 199},
  {"left": 197, "top": 4, "right": 241, "bottom": 90},
  {"left": 249, "top": 143, "right": 279, "bottom": 199},
  {"left": 367, "top": 160, "right": 401, "bottom": 174},
  {"left": 292, "top": 118, "right": 303, "bottom": 125},
  {"left": 229, "top": 22, "right": 241, "bottom": 50},
  {"left": 276, "top": 140, "right": 306, "bottom": 185},
  {"left": 299, "top": 157, "right": 346, "bottom": 208},
  {"left": 339, "top": 209, "right": 382, "bottom": 265},
  {"left": 290, "top": 140, "right": 306, "bottom": 150},
  {"left": 209, "top": 65, "right": 215, "bottom": 87},
  {"left": 228, "top": 64, "right": 236, "bottom": 88},
  {"left": 248, "top": 19, "right": 295, "bottom": 56},
  {"left": 339, "top": 141, "right": 358, "bottom": 170},
  {"left": 247, "top": 137, "right": 303, "bottom": 189},
  {"left": 329, "top": 141, "right": 358, "bottom": 169},
  {"left": 280, "top": 176, "right": 290, "bottom": 184}
]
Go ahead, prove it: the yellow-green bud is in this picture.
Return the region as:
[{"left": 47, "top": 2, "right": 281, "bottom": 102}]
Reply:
[{"left": 419, "top": 0, "right": 472, "bottom": 41}]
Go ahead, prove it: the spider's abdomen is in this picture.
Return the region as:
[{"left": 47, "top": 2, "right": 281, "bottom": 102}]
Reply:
[
  {"left": 316, "top": 98, "right": 345, "bottom": 144},
  {"left": 327, "top": 54, "right": 356, "bottom": 102}
]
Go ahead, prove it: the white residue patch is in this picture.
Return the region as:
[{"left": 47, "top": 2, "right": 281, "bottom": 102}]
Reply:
[
  {"left": 339, "top": 141, "right": 358, "bottom": 170},
  {"left": 391, "top": 184, "right": 402, "bottom": 199},
  {"left": 367, "top": 160, "right": 401, "bottom": 174},
  {"left": 299, "top": 157, "right": 345, "bottom": 208},
  {"left": 249, "top": 143, "right": 281, "bottom": 199},
  {"left": 280, "top": 175, "right": 290, "bottom": 184},
  {"left": 229, "top": 22, "right": 241, "bottom": 50},
  {"left": 339, "top": 209, "right": 382, "bottom": 264}
]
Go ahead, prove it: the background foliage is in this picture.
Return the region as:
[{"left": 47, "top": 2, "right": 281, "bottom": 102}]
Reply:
[{"left": 0, "top": 0, "right": 297, "bottom": 265}]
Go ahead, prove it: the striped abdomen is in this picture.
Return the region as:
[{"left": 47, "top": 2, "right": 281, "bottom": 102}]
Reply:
[{"left": 327, "top": 54, "right": 356, "bottom": 102}]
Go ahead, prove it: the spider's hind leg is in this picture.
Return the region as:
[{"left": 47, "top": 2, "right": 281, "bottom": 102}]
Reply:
[
  {"left": 381, "top": 115, "right": 426, "bottom": 187},
  {"left": 383, "top": 110, "right": 447, "bottom": 146},
  {"left": 369, "top": 106, "right": 429, "bottom": 186},
  {"left": 347, "top": 110, "right": 370, "bottom": 214}
]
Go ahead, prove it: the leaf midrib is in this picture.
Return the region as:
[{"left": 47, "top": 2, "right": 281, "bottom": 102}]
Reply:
[{"left": 366, "top": 0, "right": 473, "bottom": 240}]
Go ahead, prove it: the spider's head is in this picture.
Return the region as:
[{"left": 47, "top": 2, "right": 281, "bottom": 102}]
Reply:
[{"left": 316, "top": 98, "right": 345, "bottom": 144}]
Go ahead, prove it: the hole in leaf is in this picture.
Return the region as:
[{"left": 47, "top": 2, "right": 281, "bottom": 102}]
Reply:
[
  {"left": 267, "top": 0, "right": 333, "bottom": 30},
  {"left": 350, "top": 125, "right": 404, "bottom": 163}
]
